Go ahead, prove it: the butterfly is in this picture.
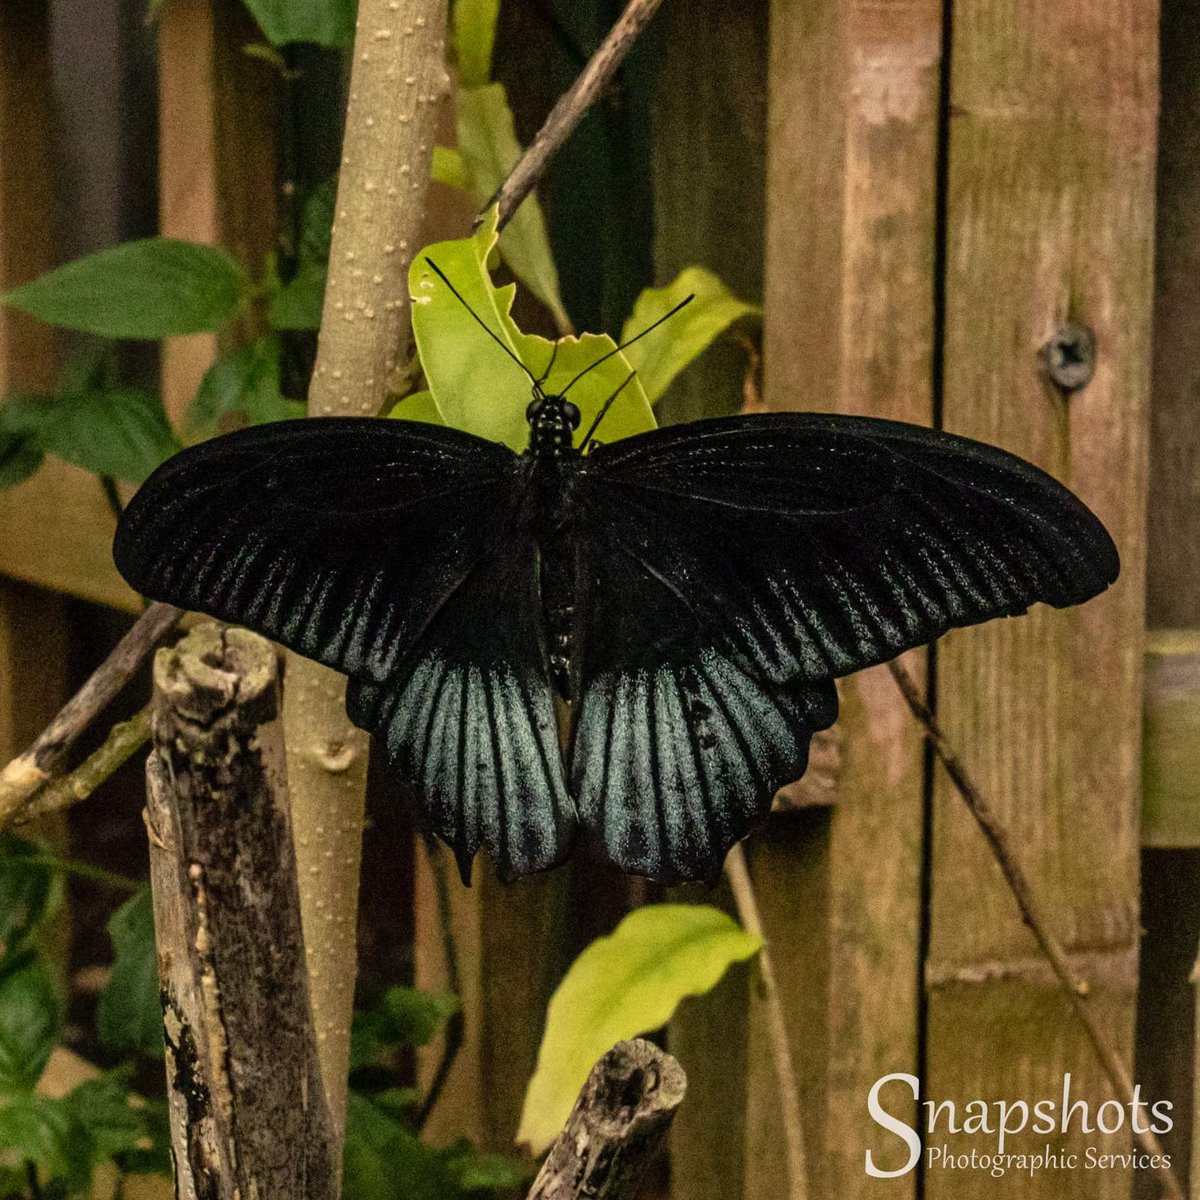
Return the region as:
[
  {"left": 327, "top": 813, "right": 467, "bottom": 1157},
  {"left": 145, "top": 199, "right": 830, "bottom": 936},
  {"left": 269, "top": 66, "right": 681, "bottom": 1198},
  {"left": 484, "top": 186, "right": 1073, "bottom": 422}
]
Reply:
[{"left": 113, "top": 262, "right": 1119, "bottom": 886}]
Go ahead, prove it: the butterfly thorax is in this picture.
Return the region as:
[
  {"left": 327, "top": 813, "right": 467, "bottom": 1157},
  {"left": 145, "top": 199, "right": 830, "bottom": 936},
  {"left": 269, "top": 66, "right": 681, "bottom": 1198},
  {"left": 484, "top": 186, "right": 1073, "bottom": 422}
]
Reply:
[{"left": 525, "top": 393, "right": 582, "bottom": 461}]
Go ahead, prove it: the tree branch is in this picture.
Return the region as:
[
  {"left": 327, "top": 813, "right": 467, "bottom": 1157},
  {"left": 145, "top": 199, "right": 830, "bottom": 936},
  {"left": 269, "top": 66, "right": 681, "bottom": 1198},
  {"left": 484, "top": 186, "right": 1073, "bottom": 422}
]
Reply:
[
  {"left": 526, "top": 1039, "right": 685, "bottom": 1200},
  {"left": 15, "top": 707, "right": 150, "bottom": 824},
  {"left": 724, "top": 844, "right": 808, "bottom": 1200},
  {"left": 0, "top": 602, "right": 181, "bottom": 831},
  {"left": 489, "top": 0, "right": 668, "bottom": 230},
  {"left": 887, "top": 658, "right": 1183, "bottom": 1200}
]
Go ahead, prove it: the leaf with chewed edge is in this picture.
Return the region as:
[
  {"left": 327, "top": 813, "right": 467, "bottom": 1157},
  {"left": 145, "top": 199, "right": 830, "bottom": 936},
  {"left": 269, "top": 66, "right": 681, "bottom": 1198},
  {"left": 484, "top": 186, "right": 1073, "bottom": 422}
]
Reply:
[{"left": 408, "top": 209, "right": 654, "bottom": 453}]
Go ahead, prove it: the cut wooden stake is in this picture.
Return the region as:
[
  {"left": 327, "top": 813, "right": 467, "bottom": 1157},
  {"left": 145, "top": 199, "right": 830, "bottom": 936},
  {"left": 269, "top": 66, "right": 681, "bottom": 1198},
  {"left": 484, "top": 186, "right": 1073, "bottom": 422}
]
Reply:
[
  {"left": 526, "top": 1039, "right": 686, "bottom": 1200},
  {"left": 146, "top": 624, "right": 336, "bottom": 1200}
]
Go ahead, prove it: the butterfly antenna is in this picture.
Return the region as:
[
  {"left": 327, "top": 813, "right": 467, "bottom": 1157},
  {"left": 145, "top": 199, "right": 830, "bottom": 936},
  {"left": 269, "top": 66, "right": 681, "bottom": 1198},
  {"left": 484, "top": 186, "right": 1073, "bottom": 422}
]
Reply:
[
  {"left": 560, "top": 293, "right": 695, "bottom": 397},
  {"left": 423, "top": 257, "right": 541, "bottom": 392},
  {"left": 535, "top": 337, "right": 561, "bottom": 387},
  {"left": 581, "top": 369, "right": 639, "bottom": 447}
]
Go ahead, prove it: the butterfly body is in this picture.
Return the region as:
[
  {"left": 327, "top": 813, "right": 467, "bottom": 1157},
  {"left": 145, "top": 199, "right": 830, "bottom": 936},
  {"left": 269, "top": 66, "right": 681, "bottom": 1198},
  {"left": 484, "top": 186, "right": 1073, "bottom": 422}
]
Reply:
[{"left": 114, "top": 402, "right": 1118, "bottom": 886}]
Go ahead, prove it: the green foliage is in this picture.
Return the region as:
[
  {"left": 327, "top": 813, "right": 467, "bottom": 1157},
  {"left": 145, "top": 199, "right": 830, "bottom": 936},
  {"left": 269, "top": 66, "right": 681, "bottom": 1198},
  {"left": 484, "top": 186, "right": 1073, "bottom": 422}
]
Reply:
[
  {"left": 0, "top": 385, "right": 179, "bottom": 487},
  {"left": 351, "top": 986, "right": 459, "bottom": 1071},
  {"left": 4, "top": 239, "right": 249, "bottom": 339},
  {"left": 518, "top": 903, "right": 762, "bottom": 1153},
  {"left": 97, "top": 889, "right": 163, "bottom": 1061},
  {"left": 456, "top": 85, "right": 569, "bottom": 330},
  {"left": 432, "top": 146, "right": 471, "bottom": 192},
  {"left": 453, "top": 0, "right": 501, "bottom": 87},
  {"left": 0, "top": 835, "right": 58, "bottom": 963},
  {"left": 0, "top": 957, "right": 58, "bottom": 1091},
  {"left": 270, "top": 178, "right": 337, "bottom": 331},
  {"left": 407, "top": 211, "right": 654, "bottom": 451},
  {"left": 188, "top": 337, "right": 305, "bottom": 436},
  {"left": 621, "top": 266, "right": 762, "bottom": 405},
  {"left": 240, "top": 0, "right": 357, "bottom": 47}
]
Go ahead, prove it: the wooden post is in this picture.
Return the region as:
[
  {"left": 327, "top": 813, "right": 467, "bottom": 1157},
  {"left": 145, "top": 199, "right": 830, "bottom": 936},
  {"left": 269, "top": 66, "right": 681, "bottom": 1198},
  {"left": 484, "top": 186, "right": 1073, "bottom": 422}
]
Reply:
[
  {"left": 146, "top": 624, "right": 336, "bottom": 1199},
  {"left": 1138, "top": 0, "right": 1200, "bottom": 1191},
  {"left": 0, "top": 5, "right": 71, "bottom": 793},
  {"left": 731, "top": 2, "right": 944, "bottom": 1197},
  {"left": 926, "top": 4, "right": 1157, "bottom": 1199}
]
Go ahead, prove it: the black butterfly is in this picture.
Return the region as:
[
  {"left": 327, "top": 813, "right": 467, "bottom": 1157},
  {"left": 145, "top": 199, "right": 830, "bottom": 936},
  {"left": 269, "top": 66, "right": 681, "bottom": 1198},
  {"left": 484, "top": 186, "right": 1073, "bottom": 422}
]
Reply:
[{"left": 113, "top": 268, "right": 1118, "bottom": 886}]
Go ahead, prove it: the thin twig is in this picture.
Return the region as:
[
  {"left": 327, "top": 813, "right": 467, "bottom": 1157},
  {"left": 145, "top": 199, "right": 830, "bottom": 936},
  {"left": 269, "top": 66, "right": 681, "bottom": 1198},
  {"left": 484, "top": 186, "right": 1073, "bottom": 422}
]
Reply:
[
  {"left": 416, "top": 836, "right": 465, "bottom": 1130},
  {"left": 724, "top": 843, "right": 808, "bottom": 1200},
  {"left": 16, "top": 707, "right": 151, "bottom": 824},
  {"left": 0, "top": 602, "right": 182, "bottom": 832},
  {"left": 887, "top": 658, "right": 1184, "bottom": 1200},
  {"left": 488, "top": 0, "right": 668, "bottom": 230}
]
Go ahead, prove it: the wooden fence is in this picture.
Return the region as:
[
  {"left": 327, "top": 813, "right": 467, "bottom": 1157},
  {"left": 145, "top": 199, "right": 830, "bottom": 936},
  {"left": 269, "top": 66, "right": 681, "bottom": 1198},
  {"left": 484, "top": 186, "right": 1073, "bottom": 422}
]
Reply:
[{"left": 0, "top": 2, "right": 1191, "bottom": 1199}]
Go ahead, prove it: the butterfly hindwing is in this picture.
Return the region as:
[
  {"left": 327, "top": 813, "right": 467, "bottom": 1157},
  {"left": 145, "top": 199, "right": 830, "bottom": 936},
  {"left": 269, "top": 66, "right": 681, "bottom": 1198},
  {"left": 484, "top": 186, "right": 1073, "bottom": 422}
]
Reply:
[
  {"left": 347, "top": 529, "right": 575, "bottom": 882},
  {"left": 113, "top": 417, "right": 520, "bottom": 683},
  {"left": 567, "top": 495, "right": 839, "bottom": 882}
]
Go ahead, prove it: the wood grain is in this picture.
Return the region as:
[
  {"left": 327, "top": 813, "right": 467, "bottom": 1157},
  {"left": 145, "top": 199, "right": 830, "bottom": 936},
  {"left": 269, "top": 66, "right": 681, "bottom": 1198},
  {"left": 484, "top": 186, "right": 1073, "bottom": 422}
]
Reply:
[
  {"left": 753, "top": 0, "right": 944, "bottom": 1195},
  {"left": 927, "top": 2, "right": 1157, "bottom": 1196}
]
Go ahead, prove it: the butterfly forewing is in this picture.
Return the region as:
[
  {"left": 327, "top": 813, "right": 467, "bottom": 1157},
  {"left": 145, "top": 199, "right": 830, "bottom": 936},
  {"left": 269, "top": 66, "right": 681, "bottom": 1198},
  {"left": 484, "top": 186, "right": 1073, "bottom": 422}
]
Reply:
[
  {"left": 114, "top": 417, "right": 519, "bottom": 682},
  {"left": 575, "top": 413, "right": 1118, "bottom": 689}
]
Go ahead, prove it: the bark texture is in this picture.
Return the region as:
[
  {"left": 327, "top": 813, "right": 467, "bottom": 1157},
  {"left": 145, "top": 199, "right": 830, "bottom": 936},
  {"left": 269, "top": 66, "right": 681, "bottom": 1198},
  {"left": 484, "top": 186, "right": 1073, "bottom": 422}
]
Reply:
[
  {"left": 146, "top": 624, "right": 336, "bottom": 1200},
  {"left": 283, "top": 0, "right": 449, "bottom": 1145},
  {"left": 527, "top": 1039, "right": 686, "bottom": 1200}
]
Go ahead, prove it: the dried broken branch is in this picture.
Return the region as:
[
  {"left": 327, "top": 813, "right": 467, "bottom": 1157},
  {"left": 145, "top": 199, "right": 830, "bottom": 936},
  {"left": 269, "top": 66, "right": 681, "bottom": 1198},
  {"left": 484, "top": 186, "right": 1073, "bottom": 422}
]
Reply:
[
  {"left": 887, "top": 658, "right": 1183, "bottom": 1200},
  {"left": 490, "top": 0, "right": 668, "bottom": 229},
  {"left": 526, "top": 1039, "right": 686, "bottom": 1200},
  {"left": 0, "top": 601, "right": 181, "bottom": 831},
  {"left": 147, "top": 623, "right": 336, "bottom": 1199}
]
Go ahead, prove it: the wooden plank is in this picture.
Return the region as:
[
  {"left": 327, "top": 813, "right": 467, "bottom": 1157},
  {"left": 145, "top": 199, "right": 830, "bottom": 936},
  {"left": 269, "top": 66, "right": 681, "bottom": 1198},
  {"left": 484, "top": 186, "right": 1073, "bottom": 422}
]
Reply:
[
  {"left": 157, "top": 0, "right": 277, "bottom": 425},
  {"left": 926, "top": 2, "right": 1157, "bottom": 1197},
  {"left": 1137, "top": 0, "right": 1200, "bottom": 1188},
  {"left": 731, "top": 1, "right": 944, "bottom": 1197}
]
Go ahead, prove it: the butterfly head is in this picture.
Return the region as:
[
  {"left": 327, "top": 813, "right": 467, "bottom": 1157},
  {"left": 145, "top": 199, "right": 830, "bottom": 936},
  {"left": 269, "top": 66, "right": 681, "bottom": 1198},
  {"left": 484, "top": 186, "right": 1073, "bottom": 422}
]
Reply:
[{"left": 526, "top": 393, "right": 581, "bottom": 458}]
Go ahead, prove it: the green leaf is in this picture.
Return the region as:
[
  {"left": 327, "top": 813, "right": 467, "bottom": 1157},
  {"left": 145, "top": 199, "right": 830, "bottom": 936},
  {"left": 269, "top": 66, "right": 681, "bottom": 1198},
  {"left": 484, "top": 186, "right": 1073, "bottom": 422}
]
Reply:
[
  {"left": 270, "top": 263, "right": 327, "bottom": 330},
  {"left": 240, "top": 0, "right": 357, "bottom": 47},
  {"left": 31, "top": 388, "right": 180, "bottom": 484},
  {"left": 0, "top": 1092, "right": 77, "bottom": 1178},
  {"left": 456, "top": 85, "right": 569, "bottom": 331},
  {"left": 4, "top": 239, "right": 249, "bottom": 339},
  {"left": 343, "top": 1092, "right": 460, "bottom": 1200},
  {"left": 351, "top": 987, "right": 459, "bottom": 1070},
  {"left": 453, "top": 0, "right": 501, "bottom": 86},
  {"left": 97, "top": 889, "right": 162, "bottom": 1061},
  {"left": 270, "top": 179, "right": 337, "bottom": 331},
  {"left": 411, "top": 211, "right": 653, "bottom": 452},
  {"left": 432, "top": 146, "right": 471, "bottom": 192},
  {"left": 188, "top": 337, "right": 302, "bottom": 435},
  {"left": 0, "top": 434, "right": 43, "bottom": 489},
  {"left": 442, "top": 1142, "right": 531, "bottom": 1192},
  {"left": 387, "top": 389, "right": 446, "bottom": 428},
  {"left": 64, "top": 1075, "right": 145, "bottom": 1160},
  {"left": 518, "top": 904, "right": 761, "bottom": 1153},
  {"left": 0, "top": 835, "right": 56, "bottom": 963},
  {"left": 0, "top": 957, "right": 59, "bottom": 1091},
  {"left": 620, "top": 267, "right": 761, "bottom": 405}
]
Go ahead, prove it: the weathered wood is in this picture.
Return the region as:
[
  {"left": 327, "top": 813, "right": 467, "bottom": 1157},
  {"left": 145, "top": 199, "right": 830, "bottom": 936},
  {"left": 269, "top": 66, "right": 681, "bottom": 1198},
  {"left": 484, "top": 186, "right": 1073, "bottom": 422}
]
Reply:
[
  {"left": 927, "top": 2, "right": 1157, "bottom": 1197},
  {"left": 157, "top": 0, "right": 278, "bottom": 425},
  {"left": 526, "top": 1039, "right": 685, "bottom": 1200},
  {"left": 1142, "top": 631, "right": 1200, "bottom": 848},
  {"left": 146, "top": 624, "right": 336, "bottom": 1200},
  {"left": 1139, "top": 1, "right": 1200, "bottom": 1190},
  {"left": 747, "top": 0, "right": 943, "bottom": 1196}
]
